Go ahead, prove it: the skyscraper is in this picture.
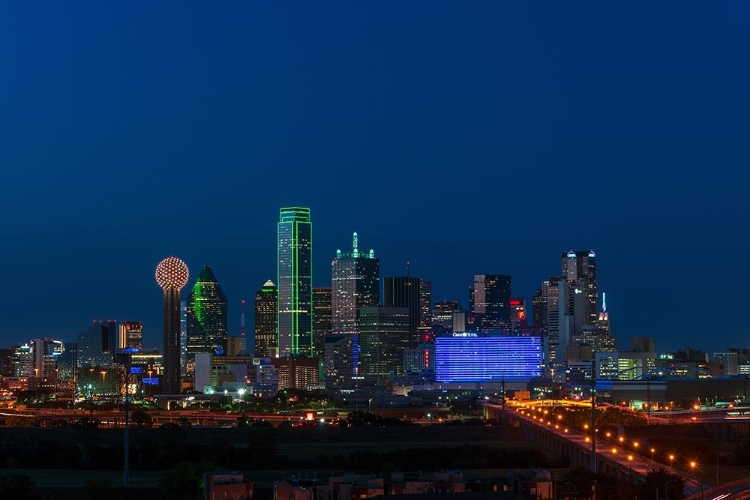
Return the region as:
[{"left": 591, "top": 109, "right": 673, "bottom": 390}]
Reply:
[
  {"left": 331, "top": 233, "right": 379, "bottom": 335},
  {"left": 418, "top": 279, "right": 433, "bottom": 343},
  {"left": 359, "top": 306, "right": 411, "bottom": 386},
  {"left": 331, "top": 232, "right": 379, "bottom": 371},
  {"left": 254, "top": 280, "right": 278, "bottom": 358},
  {"left": 313, "top": 287, "right": 332, "bottom": 358},
  {"left": 278, "top": 207, "right": 313, "bottom": 357},
  {"left": 156, "top": 256, "right": 189, "bottom": 394},
  {"left": 383, "top": 276, "right": 421, "bottom": 348},
  {"left": 186, "top": 265, "right": 229, "bottom": 357},
  {"left": 561, "top": 250, "right": 598, "bottom": 326},
  {"left": 472, "top": 274, "right": 512, "bottom": 332}
]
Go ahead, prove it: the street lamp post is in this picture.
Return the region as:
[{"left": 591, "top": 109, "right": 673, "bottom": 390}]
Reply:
[
  {"left": 689, "top": 462, "right": 704, "bottom": 500},
  {"left": 669, "top": 454, "right": 675, "bottom": 470},
  {"left": 716, "top": 452, "right": 726, "bottom": 486},
  {"left": 665, "top": 479, "right": 678, "bottom": 500}
]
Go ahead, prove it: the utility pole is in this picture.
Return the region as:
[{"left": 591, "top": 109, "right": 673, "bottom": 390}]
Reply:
[{"left": 591, "top": 359, "right": 597, "bottom": 500}]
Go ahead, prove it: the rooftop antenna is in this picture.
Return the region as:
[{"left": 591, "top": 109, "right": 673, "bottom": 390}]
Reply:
[
  {"left": 407, "top": 261, "right": 411, "bottom": 277},
  {"left": 240, "top": 299, "right": 246, "bottom": 338}
]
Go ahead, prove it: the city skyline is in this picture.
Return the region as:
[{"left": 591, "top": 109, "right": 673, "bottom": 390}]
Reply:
[{"left": 1, "top": 3, "right": 748, "bottom": 353}]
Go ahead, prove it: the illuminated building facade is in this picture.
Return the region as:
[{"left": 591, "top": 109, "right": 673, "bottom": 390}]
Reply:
[
  {"left": 272, "top": 356, "right": 320, "bottom": 390},
  {"left": 254, "top": 280, "right": 278, "bottom": 358},
  {"left": 434, "top": 334, "right": 543, "bottom": 383},
  {"left": 403, "top": 343, "right": 435, "bottom": 374},
  {"left": 32, "top": 338, "right": 64, "bottom": 378},
  {"left": 324, "top": 334, "right": 352, "bottom": 388},
  {"left": 119, "top": 321, "right": 143, "bottom": 350},
  {"left": 472, "top": 275, "right": 512, "bottom": 333},
  {"left": 12, "top": 343, "right": 34, "bottom": 377},
  {"left": 156, "top": 256, "right": 189, "bottom": 394},
  {"left": 418, "top": 279, "right": 433, "bottom": 343},
  {"left": 77, "top": 322, "right": 117, "bottom": 368},
  {"left": 432, "top": 300, "right": 459, "bottom": 335},
  {"left": 186, "top": 265, "right": 228, "bottom": 357},
  {"left": 313, "top": 287, "right": 332, "bottom": 358},
  {"left": 332, "top": 232, "right": 379, "bottom": 371},
  {"left": 510, "top": 298, "right": 527, "bottom": 332},
  {"left": 561, "top": 250, "right": 598, "bottom": 326},
  {"left": 358, "top": 306, "right": 411, "bottom": 386},
  {"left": 277, "top": 207, "right": 313, "bottom": 357},
  {"left": 331, "top": 233, "right": 379, "bottom": 335}
]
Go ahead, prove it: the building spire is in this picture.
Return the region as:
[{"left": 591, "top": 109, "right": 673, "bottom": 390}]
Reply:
[
  {"left": 352, "top": 232, "right": 358, "bottom": 250},
  {"left": 602, "top": 292, "right": 606, "bottom": 312}
]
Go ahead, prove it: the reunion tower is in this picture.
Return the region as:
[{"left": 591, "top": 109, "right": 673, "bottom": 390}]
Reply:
[{"left": 156, "top": 257, "right": 189, "bottom": 394}]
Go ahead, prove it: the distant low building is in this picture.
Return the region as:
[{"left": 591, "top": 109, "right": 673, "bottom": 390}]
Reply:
[{"left": 204, "top": 472, "right": 252, "bottom": 500}]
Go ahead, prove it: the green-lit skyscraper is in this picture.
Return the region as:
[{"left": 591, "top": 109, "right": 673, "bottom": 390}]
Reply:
[
  {"left": 278, "top": 207, "right": 313, "bottom": 357},
  {"left": 186, "top": 265, "right": 228, "bottom": 356}
]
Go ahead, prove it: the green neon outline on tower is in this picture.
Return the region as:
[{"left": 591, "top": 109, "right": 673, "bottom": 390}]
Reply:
[{"left": 277, "top": 207, "right": 313, "bottom": 357}]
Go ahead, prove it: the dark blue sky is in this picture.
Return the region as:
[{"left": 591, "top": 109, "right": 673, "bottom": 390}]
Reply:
[{"left": 1, "top": 2, "right": 748, "bottom": 353}]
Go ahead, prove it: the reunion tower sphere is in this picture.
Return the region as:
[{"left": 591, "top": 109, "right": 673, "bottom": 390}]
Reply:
[{"left": 155, "top": 257, "right": 189, "bottom": 290}]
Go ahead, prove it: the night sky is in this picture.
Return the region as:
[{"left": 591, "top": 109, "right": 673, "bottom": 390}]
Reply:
[{"left": 1, "top": 2, "right": 748, "bottom": 353}]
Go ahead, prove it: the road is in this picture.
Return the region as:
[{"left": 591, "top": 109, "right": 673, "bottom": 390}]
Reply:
[{"left": 504, "top": 403, "right": 707, "bottom": 497}]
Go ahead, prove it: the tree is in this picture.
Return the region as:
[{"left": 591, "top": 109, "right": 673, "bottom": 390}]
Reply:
[
  {"left": 131, "top": 409, "right": 152, "bottom": 427},
  {"left": 159, "top": 462, "right": 201, "bottom": 500},
  {"left": 0, "top": 473, "right": 37, "bottom": 500},
  {"left": 643, "top": 468, "right": 683, "bottom": 500}
]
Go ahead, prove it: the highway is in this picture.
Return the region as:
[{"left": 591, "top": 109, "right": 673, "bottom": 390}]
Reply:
[{"left": 503, "top": 403, "right": 707, "bottom": 497}]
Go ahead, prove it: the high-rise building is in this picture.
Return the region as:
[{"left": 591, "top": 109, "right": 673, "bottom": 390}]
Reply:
[
  {"left": 239, "top": 299, "right": 248, "bottom": 355},
  {"left": 331, "top": 233, "right": 379, "bottom": 335},
  {"left": 12, "top": 343, "right": 34, "bottom": 377},
  {"left": 510, "top": 298, "right": 527, "bottom": 332},
  {"left": 418, "top": 279, "right": 433, "bottom": 343},
  {"left": 331, "top": 232, "right": 379, "bottom": 371},
  {"left": 561, "top": 250, "right": 598, "bottom": 327},
  {"left": 432, "top": 300, "right": 459, "bottom": 335},
  {"left": 0, "top": 349, "right": 12, "bottom": 377},
  {"left": 254, "top": 280, "right": 278, "bottom": 358},
  {"left": 323, "top": 334, "right": 353, "bottom": 388},
  {"left": 313, "top": 287, "right": 332, "bottom": 358},
  {"left": 472, "top": 274, "right": 512, "bottom": 332},
  {"left": 119, "top": 321, "right": 143, "bottom": 350},
  {"left": 77, "top": 321, "right": 116, "bottom": 368},
  {"left": 383, "top": 276, "right": 421, "bottom": 348},
  {"left": 32, "top": 338, "right": 64, "bottom": 378},
  {"left": 277, "top": 207, "right": 313, "bottom": 357},
  {"left": 358, "top": 306, "right": 411, "bottom": 386},
  {"left": 156, "top": 256, "right": 189, "bottom": 394},
  {"left": 186, "top": 265, "right": 229, "bottom": 357},
  {"left": 532, "top": 289, "right": 546, "bottom": 333}
]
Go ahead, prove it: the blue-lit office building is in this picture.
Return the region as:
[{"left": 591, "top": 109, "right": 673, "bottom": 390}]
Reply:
[{"left": 435, "top": 333, "right": 543, "bottom": 383}]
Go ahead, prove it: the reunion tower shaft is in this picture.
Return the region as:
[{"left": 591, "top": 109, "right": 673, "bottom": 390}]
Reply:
[{"left": 156, "top": 257, "right": 189, "bottom": 394}]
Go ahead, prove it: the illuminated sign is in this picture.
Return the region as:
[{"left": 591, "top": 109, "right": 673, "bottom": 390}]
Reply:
[
  {"left": 452, "top": 332, "right": 478, "bottom": 337},
  {"left": 142, "top": 377, "right": 160, "bottom": 385},
  {"left": 510, "top": 300, "right": 521, "bottom": 306},
  {"left": 130, "top": 366, "right": 143, "bottom": 375}
]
